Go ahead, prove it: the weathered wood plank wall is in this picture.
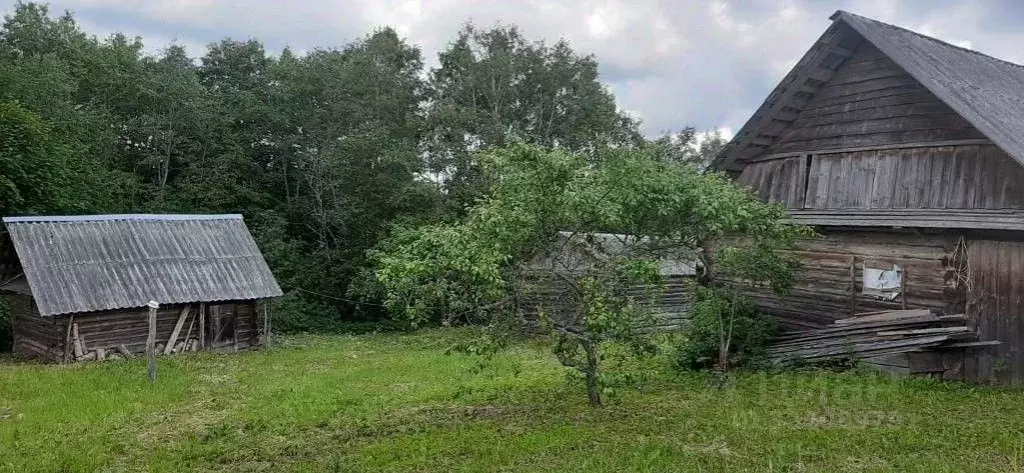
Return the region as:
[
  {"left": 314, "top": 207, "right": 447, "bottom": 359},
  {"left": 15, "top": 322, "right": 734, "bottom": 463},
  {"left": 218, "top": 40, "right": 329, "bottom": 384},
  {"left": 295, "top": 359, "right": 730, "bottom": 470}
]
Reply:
[
  {"left": 805, "top": 145, "right": 1024, "bottom": 209},
  {"left": 10, "top": 300, "right": 267, "bottom": 362},
  {"left": 739, "top": 144, "right": 1024, "bottom": 210},
  {"left": 736, "top": 156, "right": 806, "bottom": 208},
  {"left": 10, "top": 294, "right": 61, "bottom": 359},
  {"left": 745, "top": 231, "right": 965, "bottom": 330},
  {"left": 965, "top": 239, "right": 1024, "bottom": 384},
  {"left": 768, "top": 42, "right": 984, "bottom": 153},
  {"left": 730, "top": 26, "right": 1024, "bottom": 385}
]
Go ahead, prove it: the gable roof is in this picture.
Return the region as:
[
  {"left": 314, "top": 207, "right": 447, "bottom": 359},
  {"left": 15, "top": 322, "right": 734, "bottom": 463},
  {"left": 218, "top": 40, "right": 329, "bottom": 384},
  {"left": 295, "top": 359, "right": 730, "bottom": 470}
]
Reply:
[
  {"left": 1, "top": 214, "right": 283, "bottom": 316},
  {"left": 713, "top": 10, "right": 1024, "bottom": 172}
]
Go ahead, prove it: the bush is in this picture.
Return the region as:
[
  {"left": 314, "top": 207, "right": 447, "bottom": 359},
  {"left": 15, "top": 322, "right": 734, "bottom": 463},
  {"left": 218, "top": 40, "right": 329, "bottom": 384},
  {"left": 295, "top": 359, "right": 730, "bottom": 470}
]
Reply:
[{"left": 673, "top": 287, "right": 778, "bottom": 372}]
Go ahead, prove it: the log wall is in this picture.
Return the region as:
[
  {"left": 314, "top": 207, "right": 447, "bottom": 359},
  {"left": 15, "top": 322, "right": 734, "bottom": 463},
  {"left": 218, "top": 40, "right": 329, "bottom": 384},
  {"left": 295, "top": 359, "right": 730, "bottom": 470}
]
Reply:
[
  {"left": 729, "top": 28, "right": 1024, "bottom": 385},
  {"left": 518, "top": 275, "right": 693, "bottom": 332},
  {"left": 744, "top": 230, "right": 966, "bottom": 330},
  {"left": 10, "top": 294, "right": 62, "bottom": 359},
  {"left": 11, "top": 299, "right": 268, "bottom": 362}
]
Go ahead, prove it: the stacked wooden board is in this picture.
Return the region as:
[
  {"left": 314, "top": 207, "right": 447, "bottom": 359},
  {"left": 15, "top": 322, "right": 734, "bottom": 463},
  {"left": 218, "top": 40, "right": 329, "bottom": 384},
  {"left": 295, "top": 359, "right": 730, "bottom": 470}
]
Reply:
[{"left": 766, "top": 309, "right": 996, "bottom": 366}]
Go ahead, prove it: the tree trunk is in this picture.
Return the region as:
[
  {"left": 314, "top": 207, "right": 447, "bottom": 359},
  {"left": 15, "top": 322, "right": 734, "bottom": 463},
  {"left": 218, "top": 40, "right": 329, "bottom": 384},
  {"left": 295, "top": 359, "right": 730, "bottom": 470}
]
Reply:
[{"left": 582, "top": 340, "right": 602, "bottom": 407}]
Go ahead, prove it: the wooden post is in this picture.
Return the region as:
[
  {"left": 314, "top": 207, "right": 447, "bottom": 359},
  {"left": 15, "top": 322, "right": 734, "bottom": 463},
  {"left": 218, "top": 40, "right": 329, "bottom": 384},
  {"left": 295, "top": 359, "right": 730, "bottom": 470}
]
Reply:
[
  {"left": 62, "top": 315, "right": 75, "bottom": 363},
  {"left": 71, "top": 323, "right": 84, "bottom": 360},
  {"left": 232, "top": 304, "right": 239, "bottom": 352},
  {"left": 263, "top": 301, "right": 271, "bottom": 349},
  {"left": 198, "top": 302, "right": 206, "bottom": 350},
  {"left": 901, "top": 268, "right": 909, "bottom": 310},
  {"left": 146, "top": 300, "right": 158, "bottom": 382},
  {"left": 211, "top": 305, "right": 221, "bottom": 348},
  {"left": 849, "top": 256, "right": 857, "bottom": 315},
  {"left": 249, "top": 302, "right": 258, "bottom": 347}
]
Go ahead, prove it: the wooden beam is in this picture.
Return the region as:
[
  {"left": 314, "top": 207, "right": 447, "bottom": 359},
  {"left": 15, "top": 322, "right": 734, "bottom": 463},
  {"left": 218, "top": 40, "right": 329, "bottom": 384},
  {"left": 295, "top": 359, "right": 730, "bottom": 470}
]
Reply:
[
  {"left": 943, "top": 340, "right": 1001, "bottom": 348},
  {"left": 198, "top": 302, "right": 206, "bottom": 349},
  {"left": 181, "top": 311, "right": 196, "bottom": 353},
  {"left": 62, "top": 315, "right": 74, "bottom": 363},
  {"left": 71, "top": 322, "right": 84, "bottom": 360},
  {"left": 848, "top": 256, "right": 857, "bottom": 316},
  {"left": 250, "top": 301, "right": 258, "bottom": 347},
  {"left": 164, "top": 305, "right": 191, "bottom": 355},
  {"left": 749, "top": 138, "right": 994, "bottom": 163},
  {"left": 787, "top": 209, "right": 1024, "bottom": 231},
  {"left": 263, "top": 301, "right": 271, "bottom": 349}
]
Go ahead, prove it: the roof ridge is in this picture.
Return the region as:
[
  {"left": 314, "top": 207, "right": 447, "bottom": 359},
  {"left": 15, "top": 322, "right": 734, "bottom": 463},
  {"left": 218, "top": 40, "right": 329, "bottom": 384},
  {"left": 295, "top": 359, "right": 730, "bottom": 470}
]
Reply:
[
  {"left": 833, "top": 10, "right": 1024, "bottom": 72},
  {"left": 3, "top": 214, "right": 244, "bottom": 223}
]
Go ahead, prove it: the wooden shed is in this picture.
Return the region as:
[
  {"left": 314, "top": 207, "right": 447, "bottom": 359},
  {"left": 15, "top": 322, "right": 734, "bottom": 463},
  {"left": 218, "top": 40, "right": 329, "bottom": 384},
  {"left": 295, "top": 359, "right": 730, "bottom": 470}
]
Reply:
[
  {"left": 519, "top": 232, "right": 696, "bottom": 333},
  {"left": 713, "top": 11, "right": 1024, "bottom": 383},
  {"left": 0, "top": 214, "right": 283, "bottom": 362}
]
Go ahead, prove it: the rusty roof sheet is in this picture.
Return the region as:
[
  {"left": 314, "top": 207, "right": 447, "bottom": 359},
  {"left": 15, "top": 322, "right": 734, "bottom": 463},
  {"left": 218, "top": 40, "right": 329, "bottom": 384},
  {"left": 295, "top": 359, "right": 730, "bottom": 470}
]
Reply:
[{"left": 2, "top": 214, "right": 283, "bottom": 316}]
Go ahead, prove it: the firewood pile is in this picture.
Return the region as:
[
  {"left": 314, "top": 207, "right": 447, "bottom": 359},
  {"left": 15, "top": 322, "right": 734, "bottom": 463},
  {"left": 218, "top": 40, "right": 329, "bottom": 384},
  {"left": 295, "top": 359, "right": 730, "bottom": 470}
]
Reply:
[{"left": 766, "top": 309, "right": 997, "bottom": 365}]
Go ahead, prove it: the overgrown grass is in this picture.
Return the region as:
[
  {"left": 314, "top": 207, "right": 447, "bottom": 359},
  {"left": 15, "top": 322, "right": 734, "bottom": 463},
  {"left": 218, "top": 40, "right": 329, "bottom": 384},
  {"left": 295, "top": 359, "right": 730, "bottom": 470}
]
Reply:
[{"left": 3, "top": 329, "right": 1024, "bottom": 472}]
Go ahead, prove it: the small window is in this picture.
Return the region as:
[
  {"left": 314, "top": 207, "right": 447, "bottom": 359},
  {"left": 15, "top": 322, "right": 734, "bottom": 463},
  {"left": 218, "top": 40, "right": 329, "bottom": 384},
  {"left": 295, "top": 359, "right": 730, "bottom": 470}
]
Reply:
[{"left": 862, "top": 264, "right": 902, "bottom": 300}]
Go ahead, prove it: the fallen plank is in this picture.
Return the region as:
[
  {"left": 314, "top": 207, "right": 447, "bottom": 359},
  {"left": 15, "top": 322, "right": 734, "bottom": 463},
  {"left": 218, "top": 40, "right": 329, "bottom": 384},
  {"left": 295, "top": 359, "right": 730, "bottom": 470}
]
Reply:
[
  {"left": 769, "top": 323, "right": 939, "bottom": 348},
  {"left": 117, "top": 344, "right": 135, "bottom": 359},
  {"left": 833, "top": 309, "right": 932, "bottom": 325},
  {"left": 876, "top": 326, "right": 972, "bottom": 337},
  {"left": 768, "top": 333, "right": 894, "bottom": 355},
  {"left": 770, "top": 335, "right": 952, "bottom": 363},
  {"left": 773, "top": 316, "right": 942, "bottom": 341},
  {"left": 941, "top": 340, "right": 1001, "bottom": 349}
]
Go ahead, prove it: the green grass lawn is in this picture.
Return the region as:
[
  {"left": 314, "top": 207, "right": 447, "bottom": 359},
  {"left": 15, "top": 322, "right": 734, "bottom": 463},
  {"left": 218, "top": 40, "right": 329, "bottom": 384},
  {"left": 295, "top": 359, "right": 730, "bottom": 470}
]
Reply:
[{"left": 3, "top": 329, "right": 1024, "bottom": 472}]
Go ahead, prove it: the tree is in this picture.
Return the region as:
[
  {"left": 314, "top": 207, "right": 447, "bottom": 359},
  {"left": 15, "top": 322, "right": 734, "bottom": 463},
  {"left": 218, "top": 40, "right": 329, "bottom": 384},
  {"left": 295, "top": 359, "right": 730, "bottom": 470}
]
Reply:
[
  {"left": 0, "top": 101, "right": 68, "bottom": 214},
  {"left": 425, "top": 24, "right": 642, "bottom": 210},
  {"left": 645, "top": 127, "right": 728, "bottom": 172},
  {"left": 375, "top": 143, "right": 808, "bottom": 406}
]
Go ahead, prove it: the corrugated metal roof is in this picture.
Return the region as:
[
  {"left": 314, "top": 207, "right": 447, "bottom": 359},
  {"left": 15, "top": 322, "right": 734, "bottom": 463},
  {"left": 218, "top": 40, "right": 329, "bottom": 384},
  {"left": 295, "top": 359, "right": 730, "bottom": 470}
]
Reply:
[
  {"left": 3, "top": 214, "right": 243, "bottom": 223},
  {"left": 713, "top": 10, "right": 1024, "bottom": 171},
  {"left": 2, "top": 214, "right": 283, "bottom": 316}
]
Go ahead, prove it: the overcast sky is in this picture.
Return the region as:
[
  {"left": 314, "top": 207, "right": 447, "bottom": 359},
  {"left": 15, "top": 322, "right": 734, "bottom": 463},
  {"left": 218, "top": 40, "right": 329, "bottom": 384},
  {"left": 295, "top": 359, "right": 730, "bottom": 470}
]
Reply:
[{"left": 6, "top": 0, "right": 1024, "bottom": 138}]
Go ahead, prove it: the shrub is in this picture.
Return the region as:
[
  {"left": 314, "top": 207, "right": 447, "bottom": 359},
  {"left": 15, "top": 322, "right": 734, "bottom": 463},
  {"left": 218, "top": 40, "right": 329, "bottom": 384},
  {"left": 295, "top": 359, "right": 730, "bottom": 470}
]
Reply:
[{"left": 673, "top": 287, "right": 778, "bottom": 372}]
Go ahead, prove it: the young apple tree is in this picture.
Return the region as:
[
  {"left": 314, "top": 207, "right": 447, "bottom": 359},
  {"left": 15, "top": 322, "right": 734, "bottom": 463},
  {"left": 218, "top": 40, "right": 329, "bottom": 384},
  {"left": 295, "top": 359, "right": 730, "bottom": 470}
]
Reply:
[{"left": 375, "top": 143, "right": 808, "bottom": 406}]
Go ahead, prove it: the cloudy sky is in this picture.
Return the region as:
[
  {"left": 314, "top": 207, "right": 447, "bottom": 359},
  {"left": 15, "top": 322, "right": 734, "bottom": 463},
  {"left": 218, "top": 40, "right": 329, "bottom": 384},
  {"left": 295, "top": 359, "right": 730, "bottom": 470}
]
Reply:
[{"left": 7, "top": 0, "right": 1024, "bottom": 138}]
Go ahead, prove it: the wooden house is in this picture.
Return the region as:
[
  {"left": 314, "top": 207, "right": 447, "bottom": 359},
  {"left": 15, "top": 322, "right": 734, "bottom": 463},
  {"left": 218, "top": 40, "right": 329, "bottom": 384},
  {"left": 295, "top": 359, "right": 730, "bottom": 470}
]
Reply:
[
  {"left": 519, "top": 232, "right": 695, "bottom": 333},
  {"left": 0, "top": 214, "right": 283, "bottom": 362},
  {"left": 714, "top": 11, "right": 1024, "bottom": 382}
]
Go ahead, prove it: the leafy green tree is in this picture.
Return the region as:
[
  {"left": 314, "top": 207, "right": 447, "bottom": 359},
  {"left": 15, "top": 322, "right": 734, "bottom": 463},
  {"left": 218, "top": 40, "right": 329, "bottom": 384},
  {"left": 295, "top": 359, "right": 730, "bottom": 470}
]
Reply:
[
  {"left": 375, "top": 144, "right": 808, "bottom": 405},
  {"left": 425, "top": 24, "right": 642, "bottom": 210},
  {"left": 0, "top": 101, "right": 68, "bottom": 214},
  {"left": 645, "top": 128, "right": 728, "bottom": 172}
]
